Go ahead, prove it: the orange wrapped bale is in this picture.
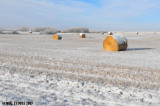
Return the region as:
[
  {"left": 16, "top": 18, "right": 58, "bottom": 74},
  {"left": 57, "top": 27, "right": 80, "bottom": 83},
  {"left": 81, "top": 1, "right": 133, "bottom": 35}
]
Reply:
[
  {"left": 103, "top": 35, "right": 128, "bottom": 51},
  {"left": 79, "top": 33, "right": 86, "bottom": 38},
  {"left": 53, "top": 34, "right": 62, "bottom": 40}
]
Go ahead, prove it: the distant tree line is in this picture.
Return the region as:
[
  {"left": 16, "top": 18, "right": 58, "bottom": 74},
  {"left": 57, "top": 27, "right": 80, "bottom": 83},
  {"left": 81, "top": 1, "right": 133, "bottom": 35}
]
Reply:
[
  {"left": 62, "top": 27, "right": 89, "bottom": 33},
  {"left": 0, "top": 26, "right": 90, "bottom": 34},
  {"left": 0, "top": 28, "right": 19, "bottom": 34},
  {"left": 0, "top": 28, "right": 4, "bottom": 34}
]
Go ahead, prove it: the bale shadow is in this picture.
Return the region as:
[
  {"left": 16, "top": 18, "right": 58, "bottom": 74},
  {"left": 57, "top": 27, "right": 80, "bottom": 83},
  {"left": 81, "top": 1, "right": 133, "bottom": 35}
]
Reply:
[{"left": 127, "top": 48, "right": 154, "bottom": 51}]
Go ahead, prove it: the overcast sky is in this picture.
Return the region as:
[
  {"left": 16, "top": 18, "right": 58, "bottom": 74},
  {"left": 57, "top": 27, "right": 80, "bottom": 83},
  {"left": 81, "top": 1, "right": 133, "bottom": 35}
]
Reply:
[{"left": 0, "top": 0, "right": 160, "bottom": 31}]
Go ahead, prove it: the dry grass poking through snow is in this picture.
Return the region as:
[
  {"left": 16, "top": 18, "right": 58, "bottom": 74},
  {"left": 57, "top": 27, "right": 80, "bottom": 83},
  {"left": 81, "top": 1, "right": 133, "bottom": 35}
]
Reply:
[{"left": 0, "top": 33, "right": 160, "bottom": 105}]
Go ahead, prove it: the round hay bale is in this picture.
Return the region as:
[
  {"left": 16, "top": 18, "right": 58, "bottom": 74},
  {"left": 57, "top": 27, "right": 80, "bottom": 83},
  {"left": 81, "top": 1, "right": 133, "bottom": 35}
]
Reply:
[
  {"left": 136, "top": 32, "right": 138, "bottom": 34},
  {"left": 107, "top": 32, "right": 113, "bottom": 35},
  {"left": 103, "top": 35, "right": 128, "bottom": 51},
  {"left": 29, "top": 31, "right": 32, "bottom": 34},
  {"left": 79, "top": 33, "right": 86, "bottom": 38},
  {"left": 53, "top": 34, "right": 62, "bottom": 40}
]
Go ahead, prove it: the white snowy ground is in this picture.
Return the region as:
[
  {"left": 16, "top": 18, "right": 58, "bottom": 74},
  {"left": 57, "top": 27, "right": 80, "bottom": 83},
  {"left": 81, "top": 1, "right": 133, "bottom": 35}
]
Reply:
[{"left": 0, "top": 32, "right": 160, "bottom": 105}]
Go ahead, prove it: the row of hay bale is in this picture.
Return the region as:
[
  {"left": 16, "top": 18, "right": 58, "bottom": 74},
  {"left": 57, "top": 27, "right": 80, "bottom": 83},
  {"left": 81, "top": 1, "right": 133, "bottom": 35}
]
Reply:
[
  {"left": 53, "top": 32, "right": 112, "bottom": 40},
  {"left": 110, "top": 32, "right": 158, "bottom": 35},
  {"left": 121, "top": 32, "right": 157, "bottom": 35},
  {"left": 53, "top": 33, "right": 86, "bottom": 40},
  {"left": 136, "top": 32, "right": 157, "bottom": 35},
  {"left": 2, "top": 26, "right": 158, "bottom": 35},
  {"left": 53, "top": 32, "right": 128, "bottom": 51},
  {"left": 1, "top": 26, "right": 159, "bottom": 35}
]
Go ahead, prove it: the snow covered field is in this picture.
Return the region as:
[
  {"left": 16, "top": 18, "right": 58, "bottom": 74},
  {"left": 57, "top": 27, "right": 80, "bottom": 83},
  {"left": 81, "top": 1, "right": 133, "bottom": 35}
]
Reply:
[{"left": 0, "top": 32, "right": 160, "bottom": 105}]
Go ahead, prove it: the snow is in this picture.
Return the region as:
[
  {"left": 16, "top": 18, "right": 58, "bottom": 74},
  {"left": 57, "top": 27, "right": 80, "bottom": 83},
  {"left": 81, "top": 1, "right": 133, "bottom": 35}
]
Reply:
[
  {"left": 0, "top": 69, "right": 159, "bottom": 105},
  {"left": 0, "top": 32, "right": 160, "bottom": 105},
  {"left": 112, "top": 34, "right": 128, "bottom": 45}
]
